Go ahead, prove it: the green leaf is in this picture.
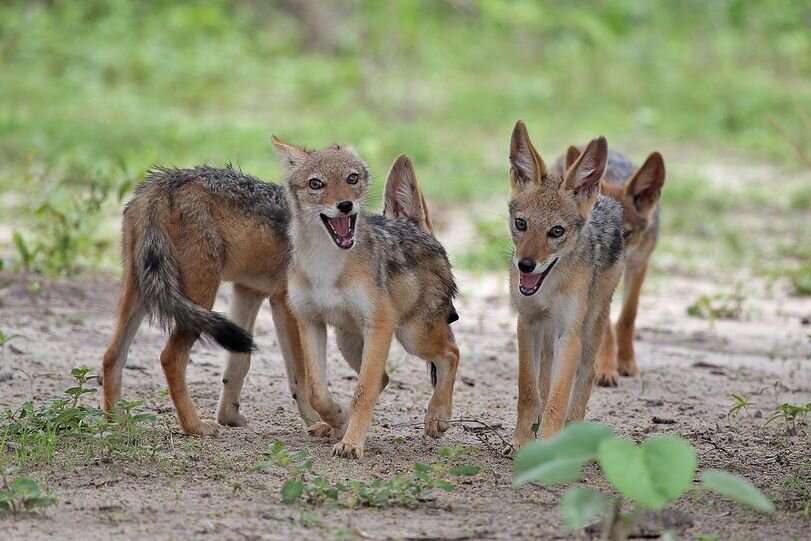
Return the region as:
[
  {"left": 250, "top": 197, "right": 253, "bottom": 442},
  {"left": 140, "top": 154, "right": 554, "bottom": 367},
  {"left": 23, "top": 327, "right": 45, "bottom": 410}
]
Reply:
[
  {"left": 700, "top": 469, "right": 775, "bottom": 513},
  {"left": 598, "top": 435, "right": 696, "bottom": 510},
  {"left": 281, "top": 479, "right": 304, "bottom": 503},
  {"left": 513, "top": 422, "right": 614, "bottom": 488},
  {"left": 449, "top": 464, "right": 480, "bottom": 476},
  {"left": 11, "top": 477, "right": 42, "bottom": 499},
  {"left": 561, "top": 486, "right": 608, "bottom": 529}
]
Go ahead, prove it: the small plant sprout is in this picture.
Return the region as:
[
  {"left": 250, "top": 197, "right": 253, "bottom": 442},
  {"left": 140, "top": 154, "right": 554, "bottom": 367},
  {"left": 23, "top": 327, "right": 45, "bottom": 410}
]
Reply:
[
  {"left": 253, "top": 442, "right": 480, "bottom": 508},
  {"left": 728, "top": 393, "right": 753, "bottom": 419},
  {"left": 0, "top": 469, "right": 56, "bottom": 515},
  {"left": 514, "top": 422, "right": 774, "bottom": 540}
]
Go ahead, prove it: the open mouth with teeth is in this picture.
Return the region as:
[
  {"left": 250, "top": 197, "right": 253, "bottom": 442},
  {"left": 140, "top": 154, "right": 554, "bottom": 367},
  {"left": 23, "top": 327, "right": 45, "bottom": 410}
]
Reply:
[
  {"left": 518, "top": 258, "right": 558, "bottom": 296},
  {"left": 320, "top": 214, "right": 357, "bottom": 249}
]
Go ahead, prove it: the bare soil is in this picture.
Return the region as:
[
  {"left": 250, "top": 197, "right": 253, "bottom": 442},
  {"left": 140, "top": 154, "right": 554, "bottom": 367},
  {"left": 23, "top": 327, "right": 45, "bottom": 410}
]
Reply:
[{"left": 0, "top": 259, "right": 809, "bottom": 541}]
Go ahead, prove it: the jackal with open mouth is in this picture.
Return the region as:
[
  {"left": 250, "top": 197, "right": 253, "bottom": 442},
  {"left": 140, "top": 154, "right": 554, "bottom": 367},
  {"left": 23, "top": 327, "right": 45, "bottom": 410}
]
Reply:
[
  {"left": 505, "top": 121, "right": 624, "bottom": 451},
  {"left": 274, "top": 136, "right": 459, "bottom": 459}
]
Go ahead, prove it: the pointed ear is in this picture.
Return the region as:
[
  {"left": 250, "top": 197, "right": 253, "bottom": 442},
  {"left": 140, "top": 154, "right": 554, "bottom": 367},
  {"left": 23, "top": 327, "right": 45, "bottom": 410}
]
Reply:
[
  {"left": 625, "top": 152, "right": 665, "bottom": 215},
  {"left": 565, "top": 145, "right": 581, "bottom": 169},
  {"left": 509, "top": 120, "right": 547, "bottom": 192},
  {"left": 563, "top": 136, "right": 607, "bottom": 212},
  {"left": 383, "top": 154, "right": 433, "bottom": 234},
  {"left": 270, "top": 135, "right": 311, "bottom": 168}
]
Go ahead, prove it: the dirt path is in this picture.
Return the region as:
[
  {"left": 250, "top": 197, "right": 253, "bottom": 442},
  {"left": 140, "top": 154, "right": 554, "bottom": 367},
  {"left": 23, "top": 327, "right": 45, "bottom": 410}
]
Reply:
[{"left": 0, "top": 265, "right": 808, "bottom": 540}]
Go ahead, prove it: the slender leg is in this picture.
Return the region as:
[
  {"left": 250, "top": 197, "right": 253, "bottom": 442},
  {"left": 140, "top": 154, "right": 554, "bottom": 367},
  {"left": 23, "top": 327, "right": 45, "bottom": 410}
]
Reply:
[
  {"left": 217, "top": 284, "right": 264, "bottom": 427},
  {"left": 616, "top": 260, "right": 648, "bottom": 376},
  {"left": 101, "top": 268, "right": 145, "bottom": 411},
  {"left": 540, "top": 331, "right": 582, "bottom": 438},
  {"left": 269, "top": 292, "right": 321, "bottom": 426},
  {"left": 300, "top": 319, "right": 346, "bottom": 432},
  {"left": 568, "top": 311, "right": 607, "bottom": 422},
  {"left": 510, "top": 315, "right": 541, "bottom": 449},
  {"left": 333, "top": 316, "right": 395, "bottom": 459},
  {"left": 337, "top": 329, "right": 389, "bottom": 391},
  {"left": 423, "top": 341, "right": 459, "bottom": 438},
  {"left": 594, "top": 318, "right": 619, "bottom": 387},
  {"left": 161, "top": 328, "right": 219, "bottom": 435}
]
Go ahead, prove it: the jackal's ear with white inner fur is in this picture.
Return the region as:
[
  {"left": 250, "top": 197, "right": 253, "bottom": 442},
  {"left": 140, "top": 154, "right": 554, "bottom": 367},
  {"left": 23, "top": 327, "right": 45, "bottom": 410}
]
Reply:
[
  {"left": 565, "top": 145, "right": 582, "bottom": 170},
  {"left": 270, "top": 135, "right": 311, "bottom": 168},
  {"left": 509, "top": 120, "right": 547, "bottom": 192},
  {"left": 625, "top": 151, "right": 666, "bottom": 216},
  {"left": 383, "top": 154, "right": 433, "bottom": 234},
  {"left": 563, "top": 136, "right": 607, "bottom": 206}
]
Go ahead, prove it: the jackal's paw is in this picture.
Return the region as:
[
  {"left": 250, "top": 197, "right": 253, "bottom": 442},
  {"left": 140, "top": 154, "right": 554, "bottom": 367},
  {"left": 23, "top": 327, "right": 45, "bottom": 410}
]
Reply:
[
  {"left": 424, "top": 418, "right": 451, "bottom": 438},
  {"left": 184, "top": 418, "right": 220, "bottom": 436},
  {"left": 217, "top": 408, "right": 248, "bottom": 427},
  {"left": 618, "top": 360, "right": 638, "bottom": 377},
  {"left": 332, "top": 441, "right": 364, "bottom": 459},
  {"left": 307, "top": 422, "right": 335, "bottom": 439},
  {"left": 595, "top": 370, "right": 620, "bottom": 387},
  {"left": 424, "top": 402, "right": 452, "bottom": 438}
]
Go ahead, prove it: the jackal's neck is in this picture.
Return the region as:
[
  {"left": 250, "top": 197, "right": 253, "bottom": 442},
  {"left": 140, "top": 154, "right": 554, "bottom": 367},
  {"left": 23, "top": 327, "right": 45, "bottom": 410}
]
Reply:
[{"left": 288, "top": 214, "right": 363, "bottom": 284}]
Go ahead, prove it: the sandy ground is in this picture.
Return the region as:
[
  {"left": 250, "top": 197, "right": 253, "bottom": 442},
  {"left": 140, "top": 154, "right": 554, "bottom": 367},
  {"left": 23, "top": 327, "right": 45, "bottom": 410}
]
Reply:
[{"left": 0, "top": 261, "right": 809, "bottom": 540}]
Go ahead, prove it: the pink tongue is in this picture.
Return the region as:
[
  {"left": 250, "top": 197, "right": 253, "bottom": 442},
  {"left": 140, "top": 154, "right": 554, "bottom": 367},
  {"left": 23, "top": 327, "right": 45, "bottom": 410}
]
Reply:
[
  {"left": 330, "top": 216, "right": 351, "bottom": 237},
  {"left": 520, "top": 272, "right": 543, "bottom": 290}
]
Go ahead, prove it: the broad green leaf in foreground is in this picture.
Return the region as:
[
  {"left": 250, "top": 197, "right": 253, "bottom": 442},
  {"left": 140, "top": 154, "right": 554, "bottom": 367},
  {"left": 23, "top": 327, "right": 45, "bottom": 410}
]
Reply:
[
  {"left": 281, "top": 479, "right": 304, "bottom": 503},
  {"left": 561, "top": 486, "right": 608, "bottom": 529},
  {"left": 700, "top": 469, "right": 774, "bottom": 513},
  {"left": 598, "top": 435, "right": 696, "bottom": 510},
  {"left": 513, "top": 422, "right": 614, "bottom": 487}
]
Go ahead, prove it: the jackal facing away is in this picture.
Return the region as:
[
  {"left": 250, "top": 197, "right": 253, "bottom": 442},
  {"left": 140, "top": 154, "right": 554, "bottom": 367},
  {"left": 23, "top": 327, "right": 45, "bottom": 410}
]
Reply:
[
  {"left": 556, "top": 146, "right": 666, "bottom": 386},
  {"left": 100, "top": 165, "right": 319, "bottom": 435},
  {"left": 273, "top": 136, "right": 459, "bottom": 459},
  {"left": 505, "top": 121, "right": 624, "bottom": 451}
]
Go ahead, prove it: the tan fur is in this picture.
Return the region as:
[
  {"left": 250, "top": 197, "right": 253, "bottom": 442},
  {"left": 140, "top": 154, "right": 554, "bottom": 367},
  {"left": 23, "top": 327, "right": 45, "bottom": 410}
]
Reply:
[
  {"left": 505, "top": 121, "right": 624, "bottom": 451},
  {"left": 597, "top": 153, "right": 665, "bottom": 386},
  {"left": 278, "top": 145, "right": 459, "bottom": 459},
  {"left": 101, "top": 171, "right": 315, "bottom": 435}
]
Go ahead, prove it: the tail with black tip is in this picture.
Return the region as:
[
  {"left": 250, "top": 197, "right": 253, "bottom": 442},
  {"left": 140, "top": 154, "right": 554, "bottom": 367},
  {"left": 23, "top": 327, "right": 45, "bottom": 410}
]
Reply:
[{"left": 133, "top": 195, "right": 253, "bottom": 353}]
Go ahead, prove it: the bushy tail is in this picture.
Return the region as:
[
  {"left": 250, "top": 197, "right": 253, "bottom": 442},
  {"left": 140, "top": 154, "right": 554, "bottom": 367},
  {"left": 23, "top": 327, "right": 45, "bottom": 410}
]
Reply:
[{"left": 134, "top": 202, "right": 253, "bottom": 353}]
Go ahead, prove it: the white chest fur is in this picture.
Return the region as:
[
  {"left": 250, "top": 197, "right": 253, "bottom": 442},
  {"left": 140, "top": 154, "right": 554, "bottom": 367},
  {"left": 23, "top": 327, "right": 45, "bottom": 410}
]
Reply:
[{"left": 288, "top": 229, "right": 373, "bottom": 332}]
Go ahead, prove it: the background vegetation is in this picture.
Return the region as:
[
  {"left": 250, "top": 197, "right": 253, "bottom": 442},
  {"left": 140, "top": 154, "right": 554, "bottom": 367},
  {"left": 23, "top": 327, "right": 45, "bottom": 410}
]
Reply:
[{"left": 0, "top": 0, "right": 809, "bottom": 278}]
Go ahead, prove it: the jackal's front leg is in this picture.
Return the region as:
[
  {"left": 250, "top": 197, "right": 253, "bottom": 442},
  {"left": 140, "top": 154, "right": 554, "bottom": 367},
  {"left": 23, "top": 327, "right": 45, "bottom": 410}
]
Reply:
[
  {"left": 509, "top": 316, "right": 541, "bottom": 452},
  {"left": 616, "top": 260, "right": 648, "bottom": 376},
  {"left": 541, "top": 331, "right": 582, "bottom": 438},
  {"left": 299, "top": 319, "right": 346, "bottom": 436},
  {"left": 333, "top": 316, "right": 394, "bottom": 459}
]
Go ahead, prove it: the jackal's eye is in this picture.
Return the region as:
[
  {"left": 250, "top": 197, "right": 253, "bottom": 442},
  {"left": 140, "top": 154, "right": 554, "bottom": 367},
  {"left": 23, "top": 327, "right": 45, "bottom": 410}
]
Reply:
[
  {"left": 347, "top": 172, "right": 359, "bottom": 185},
  {"left": 514, "top": 218, "right": 527, "bottom": 231},
  {"left": 623, "top": 228, "right": 632, "bottom": 240},
  {"left": 548, "top": 225, "right": 565, "bottom": 238},
  {"left": 308, "top": 178, "right": 324, "bottom": 190}
]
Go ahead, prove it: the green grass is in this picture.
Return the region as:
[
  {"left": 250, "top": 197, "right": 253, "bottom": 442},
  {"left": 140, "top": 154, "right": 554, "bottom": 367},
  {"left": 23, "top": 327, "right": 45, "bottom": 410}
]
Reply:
[{"left": 1, "top": 0, "right": 810, "bottom": 275}]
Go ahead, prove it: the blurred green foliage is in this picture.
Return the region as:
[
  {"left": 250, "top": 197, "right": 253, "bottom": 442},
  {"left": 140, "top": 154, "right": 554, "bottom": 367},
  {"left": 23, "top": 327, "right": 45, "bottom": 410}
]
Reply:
[{"left": 0, "top": 0, "right": 809, "bottom": 275}]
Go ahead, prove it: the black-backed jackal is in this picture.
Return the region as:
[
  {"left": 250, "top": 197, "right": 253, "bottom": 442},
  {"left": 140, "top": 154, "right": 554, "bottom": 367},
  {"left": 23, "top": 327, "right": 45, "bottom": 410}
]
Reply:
[
  {"left": 100, "top": 165, "right": 319, "bottom": 435},
  {"left": 556, "top": 146, "right": 666, "bottom": 386},
  {"left": 505, "top": 121, "right": 624, "bottom": 451},
  {"left": 273, "top": 136, "right": 459, "bottom": 459}
]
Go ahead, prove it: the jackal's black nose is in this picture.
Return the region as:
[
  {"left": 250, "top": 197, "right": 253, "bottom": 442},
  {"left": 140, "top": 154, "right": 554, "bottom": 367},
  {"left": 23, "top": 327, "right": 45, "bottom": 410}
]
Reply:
[
  {"left": 337, "top": 200, "right": 354, "bottom": 214},
  {"left": 517, "top": 259, "right": 536, "bottom": 273}
]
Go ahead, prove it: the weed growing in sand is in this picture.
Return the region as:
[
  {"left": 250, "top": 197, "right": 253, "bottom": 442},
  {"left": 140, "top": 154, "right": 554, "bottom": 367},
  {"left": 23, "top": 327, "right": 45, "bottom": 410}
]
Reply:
[
  {"left": 762, "top": 402, "right": 811, "bottom": 434},
  {"left": 687, "top": 288, "right": 744, "bottom": 322},
  {"left": 1, "top": 367, "right": 156, "bottom": 466},
  {"left": 253, "top": 442, "right": 480, "bottom": 508},
  {"left": 728, "top": 394, "right": 754, "bottom": 419},
  {"left": 0, "top": 469, "right": 56, "bottom": 515},
  {"left": 514, "top": 422, "right": 774, "bottom": 540}
]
